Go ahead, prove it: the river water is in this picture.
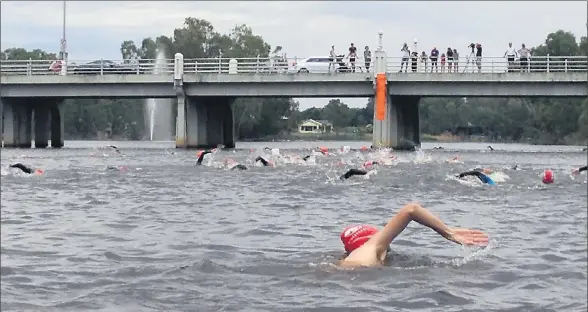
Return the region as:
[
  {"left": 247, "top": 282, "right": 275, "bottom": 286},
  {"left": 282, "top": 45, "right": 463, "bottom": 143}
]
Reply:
[{"left": 1, "top": 141, "right": 586, "bottom": 312}]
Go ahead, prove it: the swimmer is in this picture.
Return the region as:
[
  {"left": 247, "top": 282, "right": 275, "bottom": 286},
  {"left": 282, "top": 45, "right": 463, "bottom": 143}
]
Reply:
[
  {"left": 224, "top": 159, "right": 248, "bottom": 170},
  {"left": 340, "top": 168, "right": 368, "bottom": 180},
  {"left": 339, "top": 202, "right": 489, "bottom": 268},
  {"left": 302, "top": 155, "right": 312, "bottom": 161},
  {"left": 362, "top": 160, "right": 379, "bottom": 169},
  {"left": 433, "top": 146, "right": 444, "bottom": 150},
  {"left": 108, "top": 145, "right": 121, "bottom": 154},
  {"left": 487, "top": 145, "right": 495, "bottom": 151},
  {"left": 106, "top": 165, "right": 128, "bottom": 172},
  {"left": 456, "top": 169, "right": 495, "bottom": 185},
  {"left": 512, "top": 164, "right": 520, "bottom": 170},
  {"left": 255, "top": 156, "right": 274, "bottom": 167},
  {"left": 10, "top": 163, "right": 44, "bottom": 175},
  {"left": 196, "top": 149, "right": 216, "bottom": 165},
  {"left": 572, "top": 165, "right": 587, "bottom": 175}
]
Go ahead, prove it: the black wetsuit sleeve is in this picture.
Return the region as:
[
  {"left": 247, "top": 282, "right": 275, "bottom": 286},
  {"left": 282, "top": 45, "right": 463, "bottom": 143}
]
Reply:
[
  {"left": 196, "top": 151, "right": 212, "bottom": 165},
  {"left": 340, "top": 168, "right": 368, "bottom": 180},
  {"left": 10, "top": 163, "right": 34, "bottom": 174},
  {"left": 458, "top": 171, "right": 485, "bottom": 182},
  {"left": 255, "top": 156, "right": 269, "bottom": 166},
  {"left": 302, "top": 155, "right": 311, "bottom": 161},
  {"left": 231, "top": 164, "right": 248, "bottom": 170},
  {"left": 579, "top": 165, "right": 587, "bottom": 172}
]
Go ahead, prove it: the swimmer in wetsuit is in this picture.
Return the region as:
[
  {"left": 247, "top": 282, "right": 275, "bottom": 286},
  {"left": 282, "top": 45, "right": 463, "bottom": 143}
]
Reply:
[
  {"left": 340, "top": 168, "right": 368, "bottom": 180},
  {"left": 339, "top": 202, "right": 489, "bottom": 268},
  {"left": 196, "top": 150, "right": 214, "bottom": 165},
  {"left": 457, "top": 169, "right": 495, "bottom": 185},
  {"left": 10, "top": 163, "right": 44, "bottom": 175},
  {"left": 255, "top": 156, "right": 273, "bottom": 167},
  {"left": 572, "top": 165, "right": 588, "bottom": 175},
  {"left": 224, "top": 158, "right": 248, "bottom": 170}
]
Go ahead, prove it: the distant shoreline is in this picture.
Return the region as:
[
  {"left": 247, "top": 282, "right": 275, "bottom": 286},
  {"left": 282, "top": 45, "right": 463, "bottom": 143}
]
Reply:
[{"left": 57, "top": 133, "right": 586, "bottom": 146}]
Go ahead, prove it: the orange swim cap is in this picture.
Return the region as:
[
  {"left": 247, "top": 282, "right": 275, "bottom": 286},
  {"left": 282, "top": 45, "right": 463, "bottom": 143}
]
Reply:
[
  {"left": 340, "top": 225, "right": 379, "bottom": 253},
  {"left": 542, "top": 169, "right": 554, "bottom": 184},
  {"left": 360, "top": 146, "right": 368, "bottom": 151},
  {"left": 34, "top": 169, "right": 44, "bottom": 175}
]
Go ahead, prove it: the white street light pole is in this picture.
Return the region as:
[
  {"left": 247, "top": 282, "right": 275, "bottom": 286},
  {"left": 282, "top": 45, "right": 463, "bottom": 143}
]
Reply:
[
  {"left": 60, "top": 0, "right": 67, "bottom": 58},
  {"left": 60, "top": 0, "right": 68, "bottom": 75}
]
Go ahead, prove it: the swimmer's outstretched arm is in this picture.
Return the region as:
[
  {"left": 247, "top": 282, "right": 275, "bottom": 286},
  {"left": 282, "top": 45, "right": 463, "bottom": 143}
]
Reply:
[
  {"left": 368, "top": 203, "right": 488, "bottom": 254},
  {"left": 10, "top": 163, "right": 34, "bottom": 174},
  {"left": 457, "top": 171, "right": 485, "bottom": 182},
  {"left": 340, "top": 168, "right": 368, "bottom": 180},
  {"left": 196, "top": 150, "right": 213, "bottom": 165},
  {"left": 579, "top": 165, "right": 587, "bottom": 172},
  {"left": 255, "top": 156, "right": 270, "bottom": 166}
]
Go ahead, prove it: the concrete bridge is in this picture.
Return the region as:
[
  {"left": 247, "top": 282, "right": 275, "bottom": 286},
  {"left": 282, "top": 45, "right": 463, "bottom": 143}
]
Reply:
[{"left": 1, "top": 43, "right": 587, "bottom": 150}]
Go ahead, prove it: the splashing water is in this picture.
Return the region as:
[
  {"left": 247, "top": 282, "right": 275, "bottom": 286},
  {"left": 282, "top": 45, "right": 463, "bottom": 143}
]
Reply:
[{"left": 144, "top": 49, "right": 174, "bottom": 141}]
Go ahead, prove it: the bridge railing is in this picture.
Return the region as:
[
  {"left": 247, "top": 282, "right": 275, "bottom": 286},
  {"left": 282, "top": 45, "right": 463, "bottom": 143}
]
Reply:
[
  {"left": 1, "top": 55, "right": 586, "bottom": 76},
  {"left": 0, "top": 58, "right": 175, "bottom": 76},
  {"left": 385, "top": 55, "right": 588, "bottom": 74}
]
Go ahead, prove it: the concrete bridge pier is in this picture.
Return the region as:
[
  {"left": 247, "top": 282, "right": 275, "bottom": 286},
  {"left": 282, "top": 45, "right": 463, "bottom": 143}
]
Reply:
[
  {"left": 50, "top": 102, "right": 64, "bottom": 148},
  {"left": 34, "top": 105, "right": 50, "bottom": 148},
  {"left": 1, "top": 98, "right": 33, "bottom": 148},
  {"left": 177, "top": 96, "right": 235, "bottom": 149},
  {"left": 371, "top": 38, "right": 421, "bottom": 150}
]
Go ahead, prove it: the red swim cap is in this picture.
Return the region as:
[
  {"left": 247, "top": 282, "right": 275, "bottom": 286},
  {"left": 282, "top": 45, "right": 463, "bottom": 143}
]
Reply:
[
  {"left": 340, "top": 225, "right": 379, "bottom": 253},
  {"left": 542, "top": 169, "right": 554, "bottom": 184}
]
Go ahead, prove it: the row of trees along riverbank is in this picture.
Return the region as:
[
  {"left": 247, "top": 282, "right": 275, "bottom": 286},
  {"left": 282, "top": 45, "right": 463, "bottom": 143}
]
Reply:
[{"left": 1, "top": 18, "right": 587, "bottom": 145}]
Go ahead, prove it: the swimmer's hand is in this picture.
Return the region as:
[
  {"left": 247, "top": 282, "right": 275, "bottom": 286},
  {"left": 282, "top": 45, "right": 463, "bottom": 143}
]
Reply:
[
  {"left": 446, "top": 228, "right": 489, "bottom": 246},
  {"left": 572, "top": 169, "right": 579, "bottom": 175}
]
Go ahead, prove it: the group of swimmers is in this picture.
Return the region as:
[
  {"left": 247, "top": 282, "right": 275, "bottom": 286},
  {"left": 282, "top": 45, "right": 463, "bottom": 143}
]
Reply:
[{"left": 6, "top": 145, "right": 587, "bottom": 268}]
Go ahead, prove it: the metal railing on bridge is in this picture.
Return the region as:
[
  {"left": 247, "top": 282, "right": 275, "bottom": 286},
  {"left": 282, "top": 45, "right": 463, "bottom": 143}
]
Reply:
[{"left": 1, "top": 56, "right": 586, "bottom": 76}]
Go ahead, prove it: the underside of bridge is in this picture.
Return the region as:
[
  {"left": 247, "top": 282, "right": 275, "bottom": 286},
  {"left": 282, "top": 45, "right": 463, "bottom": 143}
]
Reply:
[
  {"left": 175, "top": 96, "right": 235, "bottom": 149},
  {"left": 1, "top": 98, "right": 64, "bottom": 148}
]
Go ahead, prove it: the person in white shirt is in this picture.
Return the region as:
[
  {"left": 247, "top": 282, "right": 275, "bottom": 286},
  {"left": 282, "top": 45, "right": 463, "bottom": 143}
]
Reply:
[
  {"left": 400, "top": 43, "right": 410, "bottom": 73},
  {"left": 329, "top": 46, "right": 337, "bottom": 73},
  {"left": 517, "top": 43, "right": 532, "bottom": 73},
  {"left": 503, "top": 42, "right": 518, "bottom": 72}
]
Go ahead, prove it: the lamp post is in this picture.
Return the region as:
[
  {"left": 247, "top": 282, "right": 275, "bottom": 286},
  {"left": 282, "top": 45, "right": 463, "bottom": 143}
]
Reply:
[{"left": 60, "top": 0, "right": 68, "bottom": 75}]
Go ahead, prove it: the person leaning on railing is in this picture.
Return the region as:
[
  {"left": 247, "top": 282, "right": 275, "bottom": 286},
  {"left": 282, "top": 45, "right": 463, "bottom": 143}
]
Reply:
[{"left": 517, "top": 44, "right": 531, "bottom": 72}]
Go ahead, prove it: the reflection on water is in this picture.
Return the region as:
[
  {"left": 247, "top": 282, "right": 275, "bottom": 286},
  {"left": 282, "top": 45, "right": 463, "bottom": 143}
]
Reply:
[{"left": 1, "top": 141, "right": 587, "bottom": 311}]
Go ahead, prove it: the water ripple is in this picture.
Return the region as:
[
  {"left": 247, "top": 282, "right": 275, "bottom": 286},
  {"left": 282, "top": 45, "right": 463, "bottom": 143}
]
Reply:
[{"left": 1, "top": 141, "right": 586, "bottom": 311}]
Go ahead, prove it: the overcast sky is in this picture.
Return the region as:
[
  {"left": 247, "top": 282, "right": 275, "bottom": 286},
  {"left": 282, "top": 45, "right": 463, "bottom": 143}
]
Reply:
[{"left": 2, "top": 1, "right": 586, "bottom": 110}]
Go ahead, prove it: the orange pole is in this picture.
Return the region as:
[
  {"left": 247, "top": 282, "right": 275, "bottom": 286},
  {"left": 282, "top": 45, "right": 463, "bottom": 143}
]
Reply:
[{"left": 375, "top": 73, "right": 387, "bottom": 121}]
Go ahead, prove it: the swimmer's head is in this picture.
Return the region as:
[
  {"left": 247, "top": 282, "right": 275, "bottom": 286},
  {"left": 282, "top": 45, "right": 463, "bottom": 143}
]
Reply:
[
  {"left": 34, "top": 169, "right": 44, "bottom": 175},
  {"left": 340, "top": 224, "right": 379, "bottom": 254},
  {"left": 542, "top": 169, "right": 554, "bottom": 184}
]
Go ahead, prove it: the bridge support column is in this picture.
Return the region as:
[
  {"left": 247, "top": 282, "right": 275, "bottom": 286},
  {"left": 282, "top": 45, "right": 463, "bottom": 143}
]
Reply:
[
  {"left": 34, "top": 105, "right": 50, "bottom": 148},
  {"left": 1, "top": 99, "right": 33, "bottom": 148},
  {"left": 181, "top": 96, "right": 235, "bottom": 149},
  {"left": 50, "top": 102, "right": 64, "bottom": 148},
  {"left": 372, "top": 95, "right": 421, "bottom": 150},
  {"left": 175, "top": 95, "right": 187, "bottom": 148}
]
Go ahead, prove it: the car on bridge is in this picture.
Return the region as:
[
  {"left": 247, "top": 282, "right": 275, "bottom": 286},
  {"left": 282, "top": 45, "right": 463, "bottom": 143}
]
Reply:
[
  {"left": 70, "top": 60, "right": 137, "bottom": 75},
  {"left": 295, "top": 56, "right": 348, "bottom": 73}
]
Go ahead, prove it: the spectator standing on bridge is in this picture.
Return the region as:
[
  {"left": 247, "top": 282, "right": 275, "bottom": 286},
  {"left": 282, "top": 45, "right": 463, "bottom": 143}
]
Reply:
[
  {"left": 400, "top": 43, "right": 410, "bottom": 73},
  {"left": 440, "top": 53, "right": 446, "bottom": 73},
  {"left": 453, "top": 49, "right": 459, "bottom": 72},
  {"left": 430, "top": 47, "right": 439, "bottom": 73},
  {"left": 329, "top": 46, "right": 337, "bottom": 73},
  {"left": 420, "top": 51, "right": 428, "bottom": 72},
  {"left": 503, "top": 42, "right": 518, "bottom": 73},
  {"left": 518, "top": 44, "right": 531, "bottom": 73},
  {"left": 364, "top": 46, "right": 372, "bottom": 73},
  {"left": 411, "top": 51, "right": 419, "bottom": 72},
  {"left": 475, "top": 43, "right": 483, "bottom": 73},
  {"left": 446, "top": 48, "right": 454, "bottom": 73},
  {"left": 348, "top": 43, "right": 358, "bottom": 73}
]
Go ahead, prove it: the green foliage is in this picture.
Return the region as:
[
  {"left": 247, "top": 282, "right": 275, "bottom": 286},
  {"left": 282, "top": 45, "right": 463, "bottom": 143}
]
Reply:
[{"left": 1, "top": 22, "right": 586, "bottom": 144}]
